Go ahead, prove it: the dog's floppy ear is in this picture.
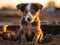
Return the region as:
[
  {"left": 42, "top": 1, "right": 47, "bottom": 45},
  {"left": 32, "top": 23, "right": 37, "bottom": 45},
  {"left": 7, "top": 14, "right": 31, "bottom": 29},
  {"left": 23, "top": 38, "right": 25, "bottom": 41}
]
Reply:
[
  {"left": 39, "top": 4, "right": 43, "bottom": 10},
  {"left": 16, "top": 3, "right": 27, "bottom": 12},
  {"left": 36, "top": 3, "right": 43, "bottom": 10},
  {"left": 32, "top": 3, "right": 43, "bottom": 11}
]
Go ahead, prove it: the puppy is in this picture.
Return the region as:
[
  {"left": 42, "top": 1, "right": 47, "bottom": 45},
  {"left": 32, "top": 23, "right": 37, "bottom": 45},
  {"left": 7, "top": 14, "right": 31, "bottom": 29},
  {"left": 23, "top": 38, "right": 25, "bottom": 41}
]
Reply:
[{"left": 16, "top": 3, "right": 43, "bottom": 42}]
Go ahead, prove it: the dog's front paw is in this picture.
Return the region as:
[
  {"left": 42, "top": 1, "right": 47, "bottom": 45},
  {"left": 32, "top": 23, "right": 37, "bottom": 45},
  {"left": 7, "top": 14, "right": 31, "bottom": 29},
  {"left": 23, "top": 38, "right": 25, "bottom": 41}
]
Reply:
[
  {"left": 32, "top": 37, "right": 38, "bottom": 42},
  {"left": 21, "top": 34, "right": 26, "bottom": 43}
]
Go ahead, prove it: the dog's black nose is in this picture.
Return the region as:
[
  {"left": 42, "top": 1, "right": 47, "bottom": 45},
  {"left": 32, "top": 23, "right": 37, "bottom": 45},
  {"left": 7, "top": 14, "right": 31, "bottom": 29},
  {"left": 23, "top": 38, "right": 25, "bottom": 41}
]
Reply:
[{"left": 27, "top": 18, "right": 31, "bottom": 21}]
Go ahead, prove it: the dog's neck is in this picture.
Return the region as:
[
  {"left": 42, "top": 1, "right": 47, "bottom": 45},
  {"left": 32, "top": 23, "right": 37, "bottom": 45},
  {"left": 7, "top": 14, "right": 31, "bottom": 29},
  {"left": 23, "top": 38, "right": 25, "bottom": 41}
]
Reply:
[{"left": 21, "top": 16, "right": 40, "bottom": 27}]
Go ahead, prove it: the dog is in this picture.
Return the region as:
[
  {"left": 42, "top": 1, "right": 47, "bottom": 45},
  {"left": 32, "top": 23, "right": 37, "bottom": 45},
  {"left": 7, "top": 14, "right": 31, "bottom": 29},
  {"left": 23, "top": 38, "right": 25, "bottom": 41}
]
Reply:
[{"left": 16, "top": 3, "right": 43, "bottom": 43}]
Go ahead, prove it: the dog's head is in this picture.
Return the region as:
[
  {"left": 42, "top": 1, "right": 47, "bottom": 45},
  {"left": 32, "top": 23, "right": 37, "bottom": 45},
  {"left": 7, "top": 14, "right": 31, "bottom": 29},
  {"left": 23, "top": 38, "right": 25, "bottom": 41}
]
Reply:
[{"left": 16, "top": 3, "right": 43, "bottom": 23}]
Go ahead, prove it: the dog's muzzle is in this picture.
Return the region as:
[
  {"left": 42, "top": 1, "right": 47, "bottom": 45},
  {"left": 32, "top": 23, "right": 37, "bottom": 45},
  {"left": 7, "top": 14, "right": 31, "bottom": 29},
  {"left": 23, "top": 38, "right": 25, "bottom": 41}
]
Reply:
[{"left": 25, "top": 12, "right": 34, "bottom": 23}]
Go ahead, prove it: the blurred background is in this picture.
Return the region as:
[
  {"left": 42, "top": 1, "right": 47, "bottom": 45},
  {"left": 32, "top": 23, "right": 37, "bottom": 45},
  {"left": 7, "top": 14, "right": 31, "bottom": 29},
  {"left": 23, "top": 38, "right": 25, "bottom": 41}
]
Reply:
[{"left": 0, "top": 0, "right": 60, "bottom": 25}]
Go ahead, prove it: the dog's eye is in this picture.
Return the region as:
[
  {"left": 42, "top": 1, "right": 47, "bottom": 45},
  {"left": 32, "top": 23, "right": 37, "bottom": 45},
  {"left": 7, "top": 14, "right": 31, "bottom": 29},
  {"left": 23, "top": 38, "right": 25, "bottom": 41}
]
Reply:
[
  {"left": 31, "top": 9, "right": 35, "bottom": 14},
  {"left": 24, "top": 9, "right": 28, "bottom": 14}
]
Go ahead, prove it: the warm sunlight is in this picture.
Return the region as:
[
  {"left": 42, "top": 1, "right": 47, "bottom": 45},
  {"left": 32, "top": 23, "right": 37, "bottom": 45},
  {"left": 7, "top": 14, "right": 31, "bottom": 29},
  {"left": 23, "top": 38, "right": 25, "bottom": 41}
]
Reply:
[
  {"left": 0, "top": 0, "right": 60, "bottom": 8},
  {"left": 54, "top": 0, "right": 60, "bottom": 8},
  {"left": 0, "top": 0, "right": 49, "bottom": 8}
]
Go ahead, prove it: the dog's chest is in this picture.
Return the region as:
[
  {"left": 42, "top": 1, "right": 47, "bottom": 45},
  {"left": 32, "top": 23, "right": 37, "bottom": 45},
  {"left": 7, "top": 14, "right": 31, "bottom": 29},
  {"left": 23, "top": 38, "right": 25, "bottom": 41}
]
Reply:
[{"left": 20, "top": 18, "right": 39, "bottom": 34}]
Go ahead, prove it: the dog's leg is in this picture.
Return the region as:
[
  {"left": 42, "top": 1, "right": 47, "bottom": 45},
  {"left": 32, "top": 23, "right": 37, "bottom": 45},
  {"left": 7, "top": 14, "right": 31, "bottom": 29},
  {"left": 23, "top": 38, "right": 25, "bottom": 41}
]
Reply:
[
  {"left": 21, "top": 34, "right": 26, "bottom": 43},
  {"left": 33, "top": 28, "right": 43, "bottom": 42},
  {"left": 12, "top": 30, "right": 26, "bottom": 43},
  {"left": 20, "top": 25, "right": 27, "bottom": 43},
  {"left": 33, "top": 32, "right": 40, "bottom": 42},
  {"left": 38, "top": 28, "right": 43, "bottom": 41}
]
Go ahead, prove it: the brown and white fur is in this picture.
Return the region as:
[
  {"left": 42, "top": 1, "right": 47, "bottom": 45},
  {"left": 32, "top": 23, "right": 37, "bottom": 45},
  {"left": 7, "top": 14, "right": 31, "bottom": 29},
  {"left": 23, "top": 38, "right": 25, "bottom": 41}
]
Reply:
[{"left": 16, "top": 3, "right": 43, "bottom": 42}]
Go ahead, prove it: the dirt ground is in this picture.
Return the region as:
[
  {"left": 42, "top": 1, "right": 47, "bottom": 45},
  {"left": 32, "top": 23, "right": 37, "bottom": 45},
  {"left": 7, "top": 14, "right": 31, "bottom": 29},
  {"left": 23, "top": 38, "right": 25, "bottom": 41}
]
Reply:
[{"left": 0, "top": 34, "right": 60, "bottom": 45}]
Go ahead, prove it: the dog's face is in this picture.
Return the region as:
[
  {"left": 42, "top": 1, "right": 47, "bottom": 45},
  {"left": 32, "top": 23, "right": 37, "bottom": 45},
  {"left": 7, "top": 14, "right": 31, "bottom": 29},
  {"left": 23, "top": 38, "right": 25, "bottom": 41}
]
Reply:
[{"left": 16, "top": 3, "right": 43, "bottom": 23}]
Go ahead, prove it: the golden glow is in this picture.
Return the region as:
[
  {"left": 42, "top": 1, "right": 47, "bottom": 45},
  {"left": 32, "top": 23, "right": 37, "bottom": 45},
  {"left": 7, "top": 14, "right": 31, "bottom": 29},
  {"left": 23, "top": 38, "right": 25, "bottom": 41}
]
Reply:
[
  {"left": 0, "top": 0, "right": 60, "bottom": 8},
  {"left": 54, "top": 0, "right": 60, "bottom": 7},
  {"left": 3, "top": 25, "right": 8, "bottom": 32},
  {"left": 0, "top": 0, "right": 49, "bottom": 8}
]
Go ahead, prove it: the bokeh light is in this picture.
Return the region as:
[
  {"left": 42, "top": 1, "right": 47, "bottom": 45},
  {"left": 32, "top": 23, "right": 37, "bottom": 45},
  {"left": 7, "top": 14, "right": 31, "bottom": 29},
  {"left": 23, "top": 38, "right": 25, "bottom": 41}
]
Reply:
[{"left": 0, "top": 0, "right": 60, "bottom": 9}]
